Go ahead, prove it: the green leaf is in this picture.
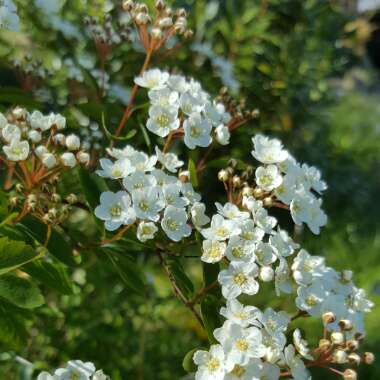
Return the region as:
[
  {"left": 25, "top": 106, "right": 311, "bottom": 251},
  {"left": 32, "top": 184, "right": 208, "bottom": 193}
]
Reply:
[
  {"left": 23, "top": 260, "right": 74, "bottom": 295},
  {"left": 166, "top": 256, "right": 194, "bottom": 299},
  {"left": 0, "top": 190, "right": 8, "bottom": 218},
  {"left": 104, "top": 250, "right": 146, "bottom": 296},
  {"left": 182, "top": 348, "right": 200, "bottom": 373},
  {"left": 188, "top": 158, "right": 199, "bottom": 189},
  {"left": 18, "top": 216, "right": 76, "bottom": 267},
  {"left": 101, "top": 112, "right": 137, "bottom": 141},
  {"left": 200, "top": 295, "right": 221, "bottom": 344},
  {"left": 0, "top": 237, "right": 40, "bottom": 276},
  {"left": 202, "top": 262, "right": 220, "bottom": 297},
  {"left": 0, "top": 274, "right": 44, "bottom": 309}
]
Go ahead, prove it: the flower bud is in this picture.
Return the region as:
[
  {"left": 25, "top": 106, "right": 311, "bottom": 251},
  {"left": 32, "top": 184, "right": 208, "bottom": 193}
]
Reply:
[
  {"left": 65, "top": 134, "right": 81, "bottom": 150},
  {"left": 42, "top": 153, "right": 57, "bottom": 169},
  {"left": 28, "top": 130, "right": 42, "bottom": 143},
  {"left": 333, "top": 349, "right": 347, "bottom": 364},
  {"left": 10, "top": 197, "right": 18, "bottom": 206},
  {"left": 363, "top": 352, "right": 375, "bottom": 365},
  {"left": 35, "top": 145, "right": 48, "bottom": 158},
  {"left": 184, "top": 29, "right": 194, "bottom": 39},
  {"left": 331, "top": 331, "right": 345, "bottom": 345},
  {"left": 253, "top": 187, "right": 263, "bottom": 198},
  {"left": 259, "top": 266, "right": 274, "bottom": 282},
  {"left": 218, "top": 169, "right": 229, "bottom": 182},
  {"left": 318, "top": 339, "right": 331, "bottom": 351},
  {"left": 178, "top": 170, "right": 189, "bottom": 182},
  {"left": 155, "top": 0, "right": 165, "bottom": 10},
  {"left": 339, "top": 319, "right": 353, "bottom": 331},
  {"left": 15, "top": 183, "right": 23, "bottom": 193},
  {"left": 251, "top": 109, "right": 260, "bottom": 118},
  {"left": 48, "top": 208, "right": 58, "bottom": 218},
  {"left": 346, "top": 340, "right": 359, "bottom": 351},
  {"left": 66, "top": 194, "right": 77, "bottom": 204},
  {"left": 322, "top": 311, "right": 336, "bottom": 325},
  {"left": 77, "top": 151, "right": 90, "bottom": 165},
  {"left": 53, "top": 133, "right": 66, "bottom": 145},
  {"left": 242, "top": 186, "right": 253, "bottom": 197},
  {"left": 122, "top": 0, "right": 134, "bottom": 11},
  {"left": 51, "top": 193, "right": 61, "bottom": 203},
  {"left": 137, "top": 4, "right": 148, "bottom": 13},
  {"left": 348, "top": 353, "right": 361, "bottom": 366},
  {"left": 164, "top": 7, "right": 173, "bottom": 16},
  {"left": 151, "top": 27, "right": 163, "bottom": 39},
  {"left": 232, "top": 175, "right": 241, "bottom": 188},
  {"left": 136, "top": 12, "right": 151, "bottom": 25},
  {"left": 159, "top": 17, "right": 173, "bottom": 28},
  {"left": 342, "top": 269, "right": 353, "bottom": 282},
  {"left": 263, "top": 197, "right": 273, "bottom": 208},
  {"left": 343, "top": 369, "right": 357, "bottom": 380},
  {"left": 27, "top": 194, "right": 37, "bottom": 204},
  {"left": 176, "top": 8, "right": 186, "bottom": 17},
  {"left": 61, "top": 152, "right": 76, "bottom": 168}
]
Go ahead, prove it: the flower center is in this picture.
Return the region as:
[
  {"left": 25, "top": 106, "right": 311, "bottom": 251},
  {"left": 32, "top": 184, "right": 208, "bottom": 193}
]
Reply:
[
  {"left": 235, "top": 339, "right": 249, "bottom": 352},
  {"left": 156, "top": 114, "right": 169, "bottom": 128},
  {"left": 208, "top": 245, "right": 222, "bottom": 259},
  {"left": 111, "top": 167, "right": 122, "bottom": 177},
  {"left": 216, "top": 227, "right": 227, "bottom": 238},
  {"left": 190, "top": 126, "right": 201, "bottom": 138},
  {"left": 206, "top": 357, "right": 220, "bottom": 372},
  {"left": 139, "top": 200, "right": 150, "bottom": 212},
  {"left": 166, "top": 218, "right": 178, "bottom": 231},
  {"left": 306, "top": 295, "right": 318, "bottom": 306},
  {"left": 109, "top": 204, "right": 122, "bottom": 217},
  {"left": 233, "top": 272, "right": 247, "bottom": 286},
  {"left": 231, "top": 365, "right": 246, "bottom": 377},
  {"left": 232, "top": 246, "right": 244, "bottom": 258}
]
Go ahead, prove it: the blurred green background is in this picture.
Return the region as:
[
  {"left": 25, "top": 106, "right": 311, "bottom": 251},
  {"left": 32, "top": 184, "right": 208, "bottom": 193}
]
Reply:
[{"left": 0, "top": 0, "right": 380, "bottom": 379}]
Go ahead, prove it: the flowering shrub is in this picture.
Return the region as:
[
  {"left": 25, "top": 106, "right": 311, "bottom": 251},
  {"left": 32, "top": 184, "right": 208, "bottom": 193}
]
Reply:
[{"left": 0, "top": 1, "right": 376, "bottom": 379}]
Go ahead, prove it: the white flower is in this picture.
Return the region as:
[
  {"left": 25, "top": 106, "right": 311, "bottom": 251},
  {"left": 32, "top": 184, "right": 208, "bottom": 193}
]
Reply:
[
  {"left": 161, "top": 205, "right": 191, "bottom": 241},
  {"left": 201, "top": 214, "right": 241, "bottom": 241},
  {"left": 293, "top": 329, "right": 313, "bottom": 360},
  {"left": 65, "top": 134, "right": 81, "bottom": 150},
  {"left": 96, "top": 158, "right": 135, "bottom": 179},
  {"left": 61, "top": 152, "right": 77, "bottom": 167},
  {"left": 283, "top": 345, "right": 310, "bottom": 380},
  {"left": 252, "top": 208, "right": 277, "bottom": 234},
  {"left": 54, "top": 360, "right": 95, "bottom": 380},
  {"left": 257, "top": 362, "right": 280, "bottom": 380},
  {"left": 162, "top": 183, "right": 187, "bottom": 208},
  {"left": 218, "top": 262, "right": 259, "bottom": 299},
  {"left": 275, "top": 259, "right": 292, "bottom": 296},
  {"left": 134, "top": 69, "right": 169, "bottom": 89},
  {"left": 2, "top": 123, "right": 20, "bottom": 142},
  {"left": 129, "top": 151, "right": 157, "bottom": 172},
  {"left": 193, "top": 344, "right": 232, "bottom": 380},
  {"left": 42, "top": 153, "right": 57, "bottom": 168},
  {"left": 92, "top": 370, "right": 109, "bottom": 380},
  {"left": 259, "top": 308, "right": 290, "bottom": 338},
  {"left": 0, "top": 1, "right": 19, "bottom": 31},
  {"left": 132, "top": 187, "right": 165, "bottom": 222},
  {"left": 201, "top": 240, "right": 226, "bottom": 263},
  {"left": 3, "top": 140, "right": 29, "bottom": 161},
  {"left": 214, "top": 321, "right": 266, "bottom": 365},
  {"left": 251, "top": 135, "right": 288, "bottom": 164},
  {"left": 300, "top": 164, "right": 327, "bottom": 194},
  {"left": 29, "top": 111, "right": 48, "bottom": 130},
  {"left": 181, "top": 182, "right": 202, "bottom": 203},
  {"left": 191, "top": 202, "right": 210, "bottom": 229},
  {"left": 238, "top": 220, "right": 264, "bottom": 242},
  {"left": 0, "top": 112, "right": 7, "bottom": 128},
  {"left": 295, "top": 282, "right": 327, "bottom": 316},
  {"left": 224, "top": 359, "right": 262, "bottom": 380},
  {"left": 136, "top": 221, "right": 158, "bottom": 242},
  {"left": 225, "top": 237, "right": 255, "bottom": 263},
  {"left": 167, "top": 74, "right": 189, "bottom": 93},
  {"left": 220, "top": 299, "right": 262, "bottom": 328},
  {"left": 155, "top": 146, "right": 183, "bottom": 173},
  {"left": 179, "top": 92, "right": 204, "bottom": 115},
  {"left": 95, "top": 191, "right": 136, "bottom": 231},
  {"left": 183, "top": 114, "right": 212, "bottom": 149},
  {"left": 48, "top": 113, "right": 66, "bottom": 130},
  {"left": 255, "top": 165, "right": 283, "bottom": 192},
  {"left": 123, "top": 172, "right": 157, "bottom": 192},
  {"left": 274, "top": 173, "right": 297, "bottom": 204},
  {"left": 36, "top": 372, "right": 57, "bottom": 380},
  {"left": 28, "top": 130, "right": 42, "bottom": 143},
  {"left": 148, "top": 87, "right": 179, "bottom": 108},
  {"left": 147, "top": 105, "right": 179, "bottom": 137},
  {"left": 215, "top": 124, "right": 230, "bottom": 145},
  {"left": 254, "top": 242, "right": 277, "bottom": 266},
  {"left": 269, "top": 229, "right": 299, "bottom": 258},
  {"left": 292, "top": 249, "right": 325, "bottom": 286},
  {"left": 216, "top": 202, "right": 250, "bottom": 221}
]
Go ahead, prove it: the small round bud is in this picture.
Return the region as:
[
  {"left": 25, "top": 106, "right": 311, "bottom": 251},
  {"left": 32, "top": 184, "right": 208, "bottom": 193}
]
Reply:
[
  {"left": 164, "top": 7, "right": 173, "bottom": 16},
  {"left": 259, "top": 266, "right": 274, "bottom": 282},
  {"left": 343, "top": 369, "right": 357, "bottom": 380},
  {"left": 65, "top": 134, "right": 81, "bottom": 151},
  {"left": 34, "top": 145, "right": 48, "bottom": 158},
  {"left": 42, "top": 153, "right": 57, "bottom": 169},
  {"left": 77, "top": 151, "right": 90, "bottom": 165},
  {"left": 242, "top": 186, "right": 253, "bottom": 197},
  {"left": 137, "top": 3, "right": 148, "bottom": 13},
  {"left": 354, "top": 332, "right": 364, "bottom": 341},
  {"left": 318, "top": 339, "right": 331, "bottom": 351},
  {"left": 66, "top": 194, "right": 77, "bottom": 205},
  {"left": 28, "top": 130, "right": 42, "bottom": 143},
  {"left": 322, "top": 311, "right": 336, "bottom": 325},
  {"left": 253, "top": 187, "right": 264, "bottom": 198},
  {"left": 10, "top": 197, "right": 18, "bottom": 206},
  {"left": 251, "top": 109, "right": 260, "bottom": 118},
  {"left": 159, "top": 17, "right": 173, "bottom": 28},
  {"left": 263, "top": 197, "right": 273, "bottom": 208},
  {"left": 346, "top": 340, "right": 359, "bottom": 351},
  {"left": 232, "top": 176, "right": 241, "bottom": 188},
  {"left": 348, "top": 353, "right": 361, "bottom": 366},
  {"left": 342, "top": 269, "right": 353, "bottom": 282},
  {"left": 27, "top": 194, "right": 37, "bottom": 204},
  {"left": 51, "top": 193, "right": 61, "bottom": 203},
  {"left": 339, "top": 319, "right": 353, "bottom": 331},
  {"left": 218, "top": 169, "right": 229, "bottom": 182},
  {"left": 333, "top": 349, "right": 347, "bottom": 364},
  {"left": 363, "top": 352, "right": 375, "bottom": 365},
  {"left": 178, "top": 170, "right": 189, "bottom": 182},
  {"left": 176, "top": 8, "right": 186, "bottom": 17},
  {"left": 61, "top": 152, "right": 77, "bottom": 168},
  {"left": 136, "top": 12, "right": 151, "bottom": 25},
  {"left": 155, "top": 0, "right": 165, "bottom": 10},
  {"left": 331, "top": 331, "right": 345, "bottom": 345},
  {"left": 122, "top": 0, "right": 134, "bottom": 11},
  {"left": 53, "top": 133, "right": 66, "bottom": 145},
  {"left": 151, "top": 27, "right": 163, "bottom": 39},
  {"left": 48, "top": 208, "right": 57, "bottom": 218},
  {"left": 184, "top": 29, "right": 194, "bottom": 39},
  {"left": 15, "top": 183, "right": 24, "bottom": 193}
]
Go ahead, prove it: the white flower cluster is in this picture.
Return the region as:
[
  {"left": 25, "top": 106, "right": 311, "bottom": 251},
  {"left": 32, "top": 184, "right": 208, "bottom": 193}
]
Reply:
[
  {"left": 251, "top": 135, "right": 328, "bottom": 234},
  {"left": 0, "top": 0, "right": 19, "bottom": 31},
  {"left": 135, "top": 68, "right": 232, "bottom": 147},
  {"left": 95, "top": 144, "right": 209, "bottom": 241},
  {"left": 0, "top": 107, "right": 89, "bottom": 167},
  {"left": 193, "top": 197, "right": 373, "bottom": 380},
  {"left": 37, "top": 360, "right": 109, "bottom": 380}
]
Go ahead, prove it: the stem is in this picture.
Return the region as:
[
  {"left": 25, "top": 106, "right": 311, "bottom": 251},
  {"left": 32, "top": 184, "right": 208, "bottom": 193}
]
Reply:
[
  {"left": 188, "top": 281, "right": 219, "bottom": 306},
  {"left": 162, "top": 131, "right": 174, "bottom": 153},
  {"left": 18, "top": 162, "right": 33, "bottom": 189},
  {"left": 114, "top": 51, "right": 153, "bottom": 139},
  {"left": 44, "top": 224, "right": 52, "bottom": 247},
  {"left": 99, "top": 224, "right": 134, "bottom": 246}
]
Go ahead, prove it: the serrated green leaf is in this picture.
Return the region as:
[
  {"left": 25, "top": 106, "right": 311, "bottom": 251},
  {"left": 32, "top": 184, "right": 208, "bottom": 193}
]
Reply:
[
  {"left": 0, "top": 237, "right": 40, "bottom": 275},
  {"left": 166, "top": 256, "right": 194, "bottom": 299},
  {"left": 23, "top": 260, "right": 73, "bottom": 295},
  {"left": 18, "top": 216, "right": 76, "bottom": 267},
  {"left": 0, "top": 274, "right": 44, "bottom": 309},
  {"left": 200, "top": 295, "right": 221, "bottom": 344}
]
